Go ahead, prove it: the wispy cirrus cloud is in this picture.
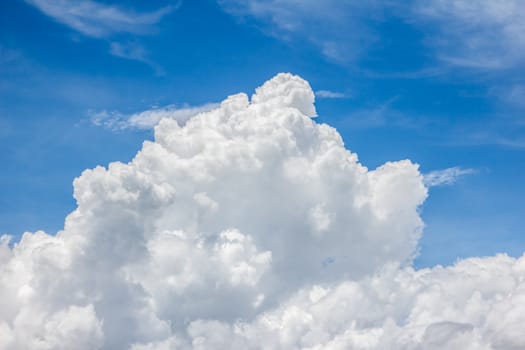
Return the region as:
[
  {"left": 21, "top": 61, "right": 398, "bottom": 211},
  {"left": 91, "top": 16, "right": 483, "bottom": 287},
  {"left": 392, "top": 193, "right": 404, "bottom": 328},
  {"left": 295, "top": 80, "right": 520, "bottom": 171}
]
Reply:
[
  {"left": 410, "top": 0, "right": 525, "bottom": 71},
  {"left": 90, "top": 103, "right": 219, "bottom": 131},
  {"left": 218, "top": 0, "right": 381, "bottom": 64},
  {"left": 315, "top": 90, "right": 348, "bottom": 99},
  {"left": 423, "top": 166, "right": 477, "bottom": 187},
  {"left": 25, "top": 0, "right": 175, "bottom": 38},
  {"left": 25, "top": 0, "right": 177, "bottom": 71},
  {"left": 220, "top": 0, "right": 525, "bottom": 73},
  {"left": 109, "top": 42, "right": 165, "bottom": 75}
]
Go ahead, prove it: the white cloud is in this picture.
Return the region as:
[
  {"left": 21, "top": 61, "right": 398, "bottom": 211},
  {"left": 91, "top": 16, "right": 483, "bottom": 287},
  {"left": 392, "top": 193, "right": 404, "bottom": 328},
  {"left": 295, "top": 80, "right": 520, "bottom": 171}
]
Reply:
[
  {"left": 410, "top": 0, "right": 525, "bottom": 70},
  {"left": 109, "top": 42, "right": 147, "bottom": 61},
  {"left": 157, "top": 253, "right": 525, "bottom": 349},
  {"left": 25, "top": 0, "right": 174, "bottom": 38},
  {"left": 315, "top": 90, "right": 347, "bottom": 99},
  {"left": 218, "top": 0, "right": 381, "bottom": 64},
  {"left": 24, "top": 1, "right": 175, "bottom": 68},
  {"left": 423, "top": 166, "right": 476, "bottom": 187},
  {"left": 0, "top": 73, "right": 523, "bottom": 349},
  {"left": 220, "top": 1, "right": 525, "bottom": 71},
  {"left": 89, "top": 103, "right": 219, "bottom": 131},
  {"left": 109, "top": 42, "right": 165, "bottom": 75},
  {"left": 340, "top": 96, "right": 426, "bottom": 130}
]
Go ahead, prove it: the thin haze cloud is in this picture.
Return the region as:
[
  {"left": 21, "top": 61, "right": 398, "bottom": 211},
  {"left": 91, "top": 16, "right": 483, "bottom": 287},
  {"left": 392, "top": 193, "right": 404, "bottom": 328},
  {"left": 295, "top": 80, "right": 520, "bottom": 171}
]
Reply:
[
  {"left": 411, "top": 0, "right": 525, "bottom": 70},
  {"left": 220, "top": 0, "right": 525, "bottom": 71},
  {"left": 25, "top": 0, "right": 175, "bottom": 38},
  {"left": 218, "top": 0, "right": 525, "bottom": 148},
  {"left": 89, "top": 103, "right": 219, "bottom": 131},
  {"left": 423, "top": 166, "right": 477, "bottom": 187},
  {"left": 109, "top": 42, "right": 166, "bottom": 75},
  {"left": 315, "top": 90, "right": 347, "bottom": 99}
]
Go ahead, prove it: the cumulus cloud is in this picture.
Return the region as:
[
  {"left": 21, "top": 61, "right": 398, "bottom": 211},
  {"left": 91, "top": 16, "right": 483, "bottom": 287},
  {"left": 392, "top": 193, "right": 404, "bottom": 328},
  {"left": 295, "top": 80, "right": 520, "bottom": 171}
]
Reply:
[
  {"left": 89, "top": 103, "right": 219, "bottom": 131},
  {"left": 423, "top": 166, "right": 477, "bottom": 187},
  {"left": 25, "top": 0, "right": 174, "bottom": 38},
  {"left": 0, "top": 73, "right": 523, "bottom": 349},
  {"left": 157, "top": 253, "right": 525, "bottom": 350}
]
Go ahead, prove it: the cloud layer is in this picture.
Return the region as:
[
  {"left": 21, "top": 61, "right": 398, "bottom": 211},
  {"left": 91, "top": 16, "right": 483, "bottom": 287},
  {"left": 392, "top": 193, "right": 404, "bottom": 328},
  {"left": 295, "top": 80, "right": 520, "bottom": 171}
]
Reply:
[
  {"left": 0, "top": 73, "right": 523, "bottom": 349},
  {"left": 218, "top": 0, "right": 380, "bottom": 64}
]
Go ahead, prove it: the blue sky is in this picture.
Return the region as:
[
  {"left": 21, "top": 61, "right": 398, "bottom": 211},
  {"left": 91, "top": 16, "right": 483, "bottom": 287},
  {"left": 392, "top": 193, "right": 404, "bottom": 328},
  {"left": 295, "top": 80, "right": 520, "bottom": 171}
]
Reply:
[{"left": 1, "top": 0, "right": 524, "bottom": 268}]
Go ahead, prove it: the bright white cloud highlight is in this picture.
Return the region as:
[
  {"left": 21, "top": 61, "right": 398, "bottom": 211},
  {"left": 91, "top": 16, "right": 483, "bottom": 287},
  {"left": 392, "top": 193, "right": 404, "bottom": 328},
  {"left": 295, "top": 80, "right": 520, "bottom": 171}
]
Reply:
[
  {"left": 1, "top": 73, "right": 523, "bottom": 349},
  {"left": 25, "top": 0, "right": 174, "bottom": 38},
  {"left": 423, "top": 166, "right": 476, "bottom": 187}
]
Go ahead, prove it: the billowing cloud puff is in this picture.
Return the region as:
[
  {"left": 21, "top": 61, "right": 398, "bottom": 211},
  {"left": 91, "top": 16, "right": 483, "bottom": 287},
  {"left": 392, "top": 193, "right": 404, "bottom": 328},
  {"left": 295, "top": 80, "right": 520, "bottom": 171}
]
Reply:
[
  {"left": 0, "top": 73, "right": 522, "bottom": 349},
  {"left": 154, "top": 253, "right": 525, "bottom": 350}
]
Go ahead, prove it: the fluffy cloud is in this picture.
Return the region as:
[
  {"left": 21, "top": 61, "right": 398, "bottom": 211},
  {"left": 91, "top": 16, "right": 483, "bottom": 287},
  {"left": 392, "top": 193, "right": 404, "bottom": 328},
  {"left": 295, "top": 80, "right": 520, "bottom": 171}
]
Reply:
[
  {"left": 0, "top": 73, "right": 522, "bottom": 349},
  {"left": 24, "top": 0, "right": 175, "bottom": 69},
  {"left": 109, "top": 42, "right": 165, "bottom": 75},
  {"left": 156, "top": 253, "right": 525, "bottom": 350}
]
